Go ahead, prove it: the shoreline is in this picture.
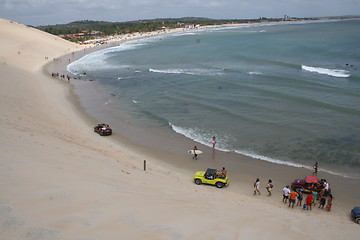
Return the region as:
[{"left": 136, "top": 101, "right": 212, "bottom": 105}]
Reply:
[{"left": 50, "top": 21, "right": 360, "bottom": 213}]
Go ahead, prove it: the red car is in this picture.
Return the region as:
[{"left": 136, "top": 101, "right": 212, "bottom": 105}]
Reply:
[
  {"left": 291, "top": 176, "right": 328, "bottom": 193},
  {"left": 94, "top": 123, "right": 112, "bottom": 136}
]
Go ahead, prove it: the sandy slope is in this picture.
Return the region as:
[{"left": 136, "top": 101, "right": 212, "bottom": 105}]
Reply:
[{"left": 0, "top": 18, "right": 359, "bottom": 240}]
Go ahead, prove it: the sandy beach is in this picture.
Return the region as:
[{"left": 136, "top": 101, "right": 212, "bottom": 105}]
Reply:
[{"left": 1, "top": 17, "right": 359, "bottom": 240}]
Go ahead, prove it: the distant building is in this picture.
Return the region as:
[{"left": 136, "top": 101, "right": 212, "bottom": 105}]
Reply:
[
  {"left": 184, "top": 24, "right": 201, "bottom": 29},
  {"left": 283, "top": 15, "right": 299, "bottom": 21}
]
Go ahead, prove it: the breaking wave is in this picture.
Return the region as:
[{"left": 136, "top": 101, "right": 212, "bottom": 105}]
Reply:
[
  {"left": 248, "top": 71, "right": 262, "bottom": 75},
  {"left": 174, "top": 32, "right": 198, "bottom": 36},
  {"left": 149, "top": 68, "right": 223, "bottom": 76},
  {"left": 302, "top": 65, "right": 351, "bottom": 78},
  {"left": 169, "top": 123, "right": 230, "bottom": 152}
]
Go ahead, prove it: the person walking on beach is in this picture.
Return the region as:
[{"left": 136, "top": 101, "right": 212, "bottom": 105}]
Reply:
[
  {"left": 313, "top": 162, "right": 318, "bottom": 175},
  {"left": 288, "top": 190, "right": 298, "bottom": 208},
  {"left": 312, "top": 191, "right": 318, "bottom": 207},
  {"left": 253, "top": 178, "right": 261, "bottom": 195},
  {"left": 324, "top": 180, "right": 330, "bottom": 194},
  {"left": 296, "top": 190, "right": 303, "bottom": 207},
  {"left": 318, "top": 189, "right": 326, "bottom": 209},
  {"left": 192, "top": 145, "right": 198, "bottom": 160},
  {"left": 326, "top": 194, "right": 333, "bottom": 211},
  {"left": 282, "top": 185, "right": 291, "bottom": 203},
  {"left": 306, "top": 193, "right": 314, "bottom": 210},
  {"left": 212, "top": 136, "right": 217, "bottom": 149},
  {"left": 312, "top": 191, "right": 318, "bottom": 206},
  {"left": 266, "top": 179, "right": 273, "bottom": 196}
]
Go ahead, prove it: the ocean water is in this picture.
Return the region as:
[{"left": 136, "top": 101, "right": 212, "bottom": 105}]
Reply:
[{"left": 68, "top": 20, "right": 360, "bottom": 178}]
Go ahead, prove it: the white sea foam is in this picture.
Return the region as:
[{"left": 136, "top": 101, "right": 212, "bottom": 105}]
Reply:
[
  {"left": 106, "top": 42, "right": 145, "bottom": 52},
  {"left": 170, "top": 124, "right": 236, "bottom": 153},
  {"left": 235, "top": 150, "right": 355, "bottom": 178},
  {"left": 170, "top": 124, "right": 217, "bottom": 148},
  {"left": 149, "top": 68, "right": 223, "bottom": 76},
  {"left": 248, "top": 71, "right": 262, "bottom": 75},
  {"left": 117, "top": 76, "right": 133, "bottom": 80},
  {"left": 67, "top": 38, "right": 156, "bottom": 75},
  {"left": 174, "top": 32, "right": 198, "bottom": 36},
  {"left": 67, "top": 51, "right": 106, "bottom": 74},
  {"left": 238, "top": 150, "right": 308, "bottom": 168},
  {"left": 104, "top": 99, "right": 112, "bottom": 105},
  {"left": 302, "top": 65, "right": 351, "bottom": 78},
  {"left": 67, "top": 48, "right": 133, "bottom": 74}
]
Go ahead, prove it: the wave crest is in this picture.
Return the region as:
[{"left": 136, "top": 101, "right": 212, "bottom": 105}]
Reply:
[
  {"left": 248, "top": 71, "right": 262, "bottom": 75},
  {"left": 149, "top": 68, "right": 223, "bottom": 76},
  {"left": 302, "top": 65, "right": 350, "bottom": 78}
]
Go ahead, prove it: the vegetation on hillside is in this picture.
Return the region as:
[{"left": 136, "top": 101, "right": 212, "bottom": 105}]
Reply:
[{"left": 35, "top": 17, "right": 318, "bottom": 42}]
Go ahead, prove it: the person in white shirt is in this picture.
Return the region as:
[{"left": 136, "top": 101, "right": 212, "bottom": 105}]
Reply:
[
  {"left": 324, "top": 181, "right": 330, "bottom": 193},
  {"left": 282, "top": 185, "right": 291, "bottom": 203},
  {"left": 253, "top": 178, "right": 261, "bottom": 195}
]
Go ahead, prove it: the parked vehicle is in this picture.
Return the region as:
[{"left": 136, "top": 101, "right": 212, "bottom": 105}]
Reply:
[
  {"left": 291, "top": 176, "right": 330, "bottom": 194},
  {"left": 351, "top": 207, "right": 360, "bottom": 224},
  {"left": 94, "top": 123, "right": 112, "bottom": 136},
  {"left": 193, "top": 168, "right": 229, "bottom": 188}
]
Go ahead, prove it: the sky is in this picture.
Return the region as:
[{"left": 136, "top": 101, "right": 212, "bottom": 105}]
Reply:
[{"left": 0, "top": 0, "right": 359, "bottom": 26}]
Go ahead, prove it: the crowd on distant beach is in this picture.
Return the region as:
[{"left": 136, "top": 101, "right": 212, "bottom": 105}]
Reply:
[
  {"left": 51, "top": 72, "right": 94, "bottom": 82},
  {"left": 51, "top": 72, "right": 71, "bottom": 82}
]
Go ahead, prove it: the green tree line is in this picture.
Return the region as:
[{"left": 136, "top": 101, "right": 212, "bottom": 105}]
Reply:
[{"left": 35, "top": 17, "right": 284, "bottom": 42}]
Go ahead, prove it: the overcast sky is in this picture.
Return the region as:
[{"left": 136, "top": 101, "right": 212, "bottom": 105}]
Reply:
[{"left": 1, "top": 0, "right": 359, "bottom": 26}]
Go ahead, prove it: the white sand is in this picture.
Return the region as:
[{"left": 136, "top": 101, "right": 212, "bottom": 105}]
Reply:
[{"left": 0, "top": 18, "right": 359, "bottom": 240}]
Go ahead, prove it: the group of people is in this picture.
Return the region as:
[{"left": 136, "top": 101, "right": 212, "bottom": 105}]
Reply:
[
  {"left": 51, "top": 72, "right": 71, "bottom": 82},
  {"left": 282, "top": 185, "right": 333, "bottom": 211},
  {"left": 253, "top": 171, "right": 333, "bottom": 212}
]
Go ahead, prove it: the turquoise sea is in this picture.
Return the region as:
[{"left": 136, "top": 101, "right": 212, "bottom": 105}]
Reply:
[{"left": 68, "top": 20, "right": 360, "bottom": 178}]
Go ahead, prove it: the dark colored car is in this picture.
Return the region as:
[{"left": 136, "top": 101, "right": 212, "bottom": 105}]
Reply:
[
  {"left": 291, "top": 176, "right": 330, "bottom": 194},
  {"left": 351, "top": 207, "right": 360, "bottom": 224},
  {"left": 94, "top": 123, "right": 112, "bottom": 136}
]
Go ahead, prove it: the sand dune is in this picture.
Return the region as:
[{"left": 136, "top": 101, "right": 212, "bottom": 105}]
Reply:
[{"left": 0, "top": 17, "right": 359, "bottom": 240}]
